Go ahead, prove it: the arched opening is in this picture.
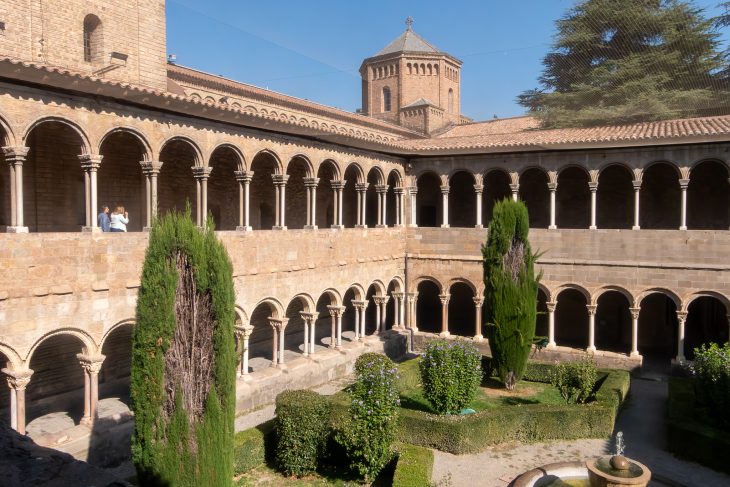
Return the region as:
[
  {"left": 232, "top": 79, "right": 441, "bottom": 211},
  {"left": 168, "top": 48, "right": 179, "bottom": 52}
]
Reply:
[
  {"left": 416, "top": 280, "right": 441, "bottom": 333},
  {"left": 25, "top": 121, "right": 86, "bottom": 232},
  {"left": 284, "top": 298, "right": 308, "bottom": 358},
  {"left": 285, "top": 157, "right": 309, "bottom": 230},
  {"left": 555, "top": 289, "right": 588, "bottom": 349},
  {"left": 483, "top": 170, "right": 512, "bottom": 226},
  {"left": 83, "top": 14, "right": 103, "bottom": 64},
  {"left": 339, "top": 289, "right": 358, "bottom": 342},
  {"left": 688, "top": 161, "right": 730, "bottom": 229},
  {"left": 448, "top": 282, "right": 475, "bottom": 337},
  {"left": 316, "top": 161, "right": 337, "bottom": 228},
  {"left": 366, "top": 168, "right": 382, "bottom": 227},
  {"left": 315, "top": 292, "right": 338, "bottom": 349},
  {"left": 417, "top": 172, "right": 441, "bottom": 228},
  {"left": 0, "top": 125, "right": 8, "bottom": 228},
  {"left": 343, "top": 165, "right": 361, "bottom": 228},
  {"left": 448, "top": 171, "right": 475, "bottom": 228},
  {"left": 519, "top": 168, "right": 549, "bottom": 228},
  {"left": 597, "top": 165, "right": 633, "bottom": 229},
  {"left": 158, "top": 139, "right": 198, "bottom": 218},
  {"left": 99, "top": 324, "right": 133, "bottom": 414},
  {"left": 685, "top": 297, "right": 729, "bottom": 360},
  {"left": 248, "top": 301, "right": 278, "bottom": 371},
  {"left": 0, "top": 352, "right": 10, "bottom": 424},
  {"left": 207, "top": 146, "right": 241, "bottom": 230},
  {"left": 98, "top": 131, "right": 145, "bottom": 232},
  {"left": 365, "top": 284, "right": 380, "bottom": 335},
  {"left": 386, "top": 279, "right": 401, "bottom": 329},
  {"left": 641, "top": 163, "right": 680, "bottom": 229},
  {"left": 26, "top": 335, "right": 86, "bottom": 435},
  {"left": 595, "top": 292, "right": 631, "bottom": 354},
  {"left": 536, "top": 288, "right": 549, "bottom": 339},
  {"left": 386, "top": 171, "right": 401, "bottom": 227},
  {"left": 638, "top": 293, "right": 678, "bottom": 363},
  {"left": 382, "top": 87, "right": 392, "bottom": 112},
  {"left": 557, "top": 167, "right": 590, "bottom": 229},
  {"left": 448, "top": 89, "right": 454, "bottom": 113},
  {"left": 249, "top": 152, "right": 279, "bottom": 230}
]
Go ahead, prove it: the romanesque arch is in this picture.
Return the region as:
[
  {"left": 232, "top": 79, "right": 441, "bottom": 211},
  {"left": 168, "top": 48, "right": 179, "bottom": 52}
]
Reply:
[
  {"left": 449, "top": 171, "right": 476, "bottom": 228},
  {"left": 519, "top": 167, "right": 549, "bottom": 228},
  {"left": 208, "top": 144, "right": 244, "bottom": 230},
  {"left": 317, "top": 289, "right": 344, "bottom": 348},
  {"left": 448, "top": 281, "right": 475, "bottom": 337},
  {"left": 554, "top": 287, "right": 589, "bottom": 349},
  {"left": 557, "top": 166, "right": 590, "bottom": 229},
  {"left": 597, "top": 163, "right": 633, "bottom": 229},
  {"left": 249, "top": 150, "right": 280, "bottom": 230},
  {"left": 284, "top": 294, "right": 314, "bottom": 357},
  {"left": 343, "top": 163, "right": 363, "bottom": 228},
  {"left": 286, "top": 156, "right": 312, "bottom": 229},
  {"left": 416, "top": 278, "right": 442, "bottom": 334},
  {"left": 638, "top": 291, "right": 679, "bottom": 362},
  {"left": 483, "top": 169, "right": 511, "bottom": 226},
  {"left": 536, "top": 287, "right": 549, "bottom": 340},
  {"left": 684, "top": 295, "right": 729, "bottom": 360},
  {"left": 687, "top": 160, "right": 730, "bottom": 229},
  {"left": 365, "top": 282, "right": 382, "bottom": 335},
  {"left": 248, "top": 299, "right": 283, "bottom": 370},
  {"left": 316, "top": 159, "right": 339, "bottom": 228},
  {"left": 595, "top": 290, "right": 631, "bottom": 354},
  {"left": 99, "top": 321, "right": 134, "bottom": 403},
  {"left": 386, "top": 169, "right": 402, "bottom": 227},
  {"left": 366, "top": 166, "right": 384, "bottom": 227},
  {"left": 640, "top": 162, "right": 680, "bottom": 230},
  {"left": 158, "top": 137, "right": 201, "bottom": 219},
  {"left": 416, "top": 172, "right": 442, "bottom": 228}
]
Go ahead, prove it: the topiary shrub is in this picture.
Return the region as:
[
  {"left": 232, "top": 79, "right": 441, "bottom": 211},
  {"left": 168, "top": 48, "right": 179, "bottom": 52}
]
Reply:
[
  {"left": 687, "top": 342, "right": 730, "bottom": 430},
  {"left": 419, "top": 339, "right": 482, "bottom": 414},
  {"left": 131, "top": 209, "right": 236, "bottom": 487},
  {"left": 551, "top": 356, "right": 598, "bottom": 404},
  {"left": 482, "top": 199, "right": 540, "bottom": 390},
  {"left": 274, "top": 390, "right": 330, "bottom": 476},
  {"left": 334, "top": 353, "right": 399, "bottom": 481}
]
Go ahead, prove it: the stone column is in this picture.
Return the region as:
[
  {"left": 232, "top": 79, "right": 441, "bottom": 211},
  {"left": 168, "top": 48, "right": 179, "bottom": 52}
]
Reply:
[
  {"left": 391, "top": 292, "right": 404, "bottom": 328},
  {"left": 393, "top": 187, "right": 404, "bottom": 227},
  {"left": 352, "top": 300, "right": 367, "bottom": 339},
  {"left": 399, "top": 293, "right": 406, "bottom": 328},
  {"left": 309, "top": 314, "right": 316, "bottom": 354},
  {"left": 237, "top": 324, "right": 254, "bottom": 376},
  {"left": 374, "top": 296, "right": 389, "bottom": 333},
  {"left": 330, "top": 180, "right": 345, "bottom": 229},
  {"left": 409, "top": 188, "right": 418, "bottom": 227},
  {"left": 272, "top": 174, "right": 289, "bottom": 230},
  {"left": 376, "top": 185, "right": 388, "bottom": 227},
  {"left": 300, "top": 312, "right": 316, "bottom": 357},
  {"left": 80, "top": 154, "right": 103, "bottom": 231},
  {"left": 587, "top": 305, "right": 597, "bottom": 352},
  {"left": 440, "top": 185, "right": 450, "bottom": 228},
  {"left": 303, "top": 177, "right": 319, "bottom": 229},
  {"left": 407, "top": 292, "right": 419, "bottom": 331},
  {"left": 474, "top": 297, "right": 484, "bottom": 340},
  {"left": 676, "top": 311, "right": 687, "bottom": 362},
  {"left": 548, "top": 182, "right": 557, "bottom": 230},
  {"left": 360, "top": 302, "right": 368, "bottom": 337},
  {"left": 327, "top": 305, "right": 340, "bottom": 348},
  {"left": 632, "top": 179, "right": 641, "bottom": 230},
  {"left": 192, "top": 167, "right": 213, "bottom": 226},
  {"left": 234, "top": 170, "right": 254, "bottom": 231},
  {"left": 78, "top": 354, "right": 105, "bottom": 424},
  {"left": 3, "top": 147, "right": 30, "bottom": 232},
  {"left": 629, "top": 307, "right": 641, "bottom": 357},
  {"left": 439, "top": 293, "right": 450, "bottom": 336},
  {"left": 510, "top": 183, "right": 519, "bottom": 201},
  {"left": 547, "top": 301, "right": 557, "bottom": 348},
  {"left": 268, "top": 320, "right": 280, "bottom": 367},
  {"left": 373, "top": 297, "right": 382, "bottom": 335},
  {"left": 589, "top": 181, "right": 598, "bottom": 230},
  {"left": 355, "top": 183, "right": 368, "bottom": 228},
  {"left": 3, "top": 369, "right": 33, "bottom": 435},
  {"left": 474, "top": 184, "right": 484, "bottom": 228},
  {"left": 679, "top": 178, "right": 689, "bottom": 230},
  {"left": 140, "top": 161, "right": 163, "bottom": 229}
]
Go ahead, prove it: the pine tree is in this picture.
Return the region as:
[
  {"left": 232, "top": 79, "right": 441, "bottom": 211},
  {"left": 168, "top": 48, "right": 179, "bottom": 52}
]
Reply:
[
  {"left": 482, "top": 199, "right": 540, "bottom": 390},
  {"left": 131, "top": 209, "right": 236, "bottom": 486},
  {"left": 518, "top": 0, "right": 730, "bottom": 128}
]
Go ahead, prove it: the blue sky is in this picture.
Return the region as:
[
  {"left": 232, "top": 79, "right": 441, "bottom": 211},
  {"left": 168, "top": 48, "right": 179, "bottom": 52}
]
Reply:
[{"left": 167, "top": 0, "right": 730, "bottom": 121}]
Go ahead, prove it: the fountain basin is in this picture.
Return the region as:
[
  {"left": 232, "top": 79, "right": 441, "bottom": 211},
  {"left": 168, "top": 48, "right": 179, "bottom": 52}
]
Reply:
[
  {"left": 586, "top": 456, "right": 650, "bottom": 487},
  {"left": 512, "top": 461, "right": 589, "bottom": 487}
]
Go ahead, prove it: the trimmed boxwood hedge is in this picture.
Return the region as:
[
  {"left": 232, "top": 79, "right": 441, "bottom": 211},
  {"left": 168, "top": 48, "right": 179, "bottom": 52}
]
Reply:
[
  {"left": 392, "top": 443, "right": 434, "bottom": 487},
  {"left": 275, "top": 390, "right": 331, "bottom": 476},
  {"left": 667, "top": 377, "right": 730, "bottom": 474},
  {"left": 233, "top": 419, "right": 274, "bottom": 475}
]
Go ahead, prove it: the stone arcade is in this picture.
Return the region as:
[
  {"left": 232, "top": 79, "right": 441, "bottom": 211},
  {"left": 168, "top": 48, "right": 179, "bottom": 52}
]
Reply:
[{"left": 0, "top": 0, "right": 729, "bottom": 461}]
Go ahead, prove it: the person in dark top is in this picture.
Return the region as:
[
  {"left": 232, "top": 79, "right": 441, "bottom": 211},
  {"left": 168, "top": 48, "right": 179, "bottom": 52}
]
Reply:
[{"left": 97, "top": 204, "right": 110, "bottom": 232}]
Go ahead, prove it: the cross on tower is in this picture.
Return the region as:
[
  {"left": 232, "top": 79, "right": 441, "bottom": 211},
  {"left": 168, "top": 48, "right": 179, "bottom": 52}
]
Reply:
[{"left": 405, "top": 16, "right": 414, "bottom": 30}]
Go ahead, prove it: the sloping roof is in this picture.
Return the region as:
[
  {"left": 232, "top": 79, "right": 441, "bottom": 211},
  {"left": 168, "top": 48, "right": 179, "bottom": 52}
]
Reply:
[
  {"left": 403, "top": 98, "right": 437, "bottom": 108},
  {"left": 437, "top": 116, "right": 541, "bottom": 138},
  {"left": 376, "top": 28, "right": 441, "bottom": 56}
]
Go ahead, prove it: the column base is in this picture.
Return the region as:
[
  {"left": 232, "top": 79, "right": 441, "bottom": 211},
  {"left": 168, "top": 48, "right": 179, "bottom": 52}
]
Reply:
[
  {"left": 375, "top": 224, "right": 386, "bottom": 228},
  {"left": 82, "top": 226, "right": 102, "bottom": 233},
  {"left": 586, "top": 346, "right": 597, "bottom": 353},
  {"left": 547, "top": 342, "right": 557, "bottom": 349},
  {"left": 330, "top": 225, "right": 344, "bottom": 230},
  {"left": 407, "top": 224, "right": 418, "bottom": 228},
  {"left": 548, "top": 225, "right": 557, "bottom": 230},
  {"left": 355, "top": 224, "right": 367, "bottom": 229},
  {"left": 589, "top": 225, "right": 597, "bottom": 230},
  {"left": 236, "top": 226, "right": 253, "bottom": 232},
  {"left": 440, "top": 224, "right": 450, "bottom": 228},
  {"left": 6, "top": 226, "right": 29, "bottom": 233},
  {"left": 473, "top": 334, "right": 483, "bottom": 342},
  {"left": 474, "top": 225, "right": 483, "bottom": 229},
  {"left": 632, "top": 225, "right": 641, "bottom": 230},
  {"left": 143, "top": 226, "right": 152, "bottom": 232},
  {"left": 439, "top": 331, "right": 451, "bottom": 337},
  {"left": 393, "top": 224, "right": 404, "bottom": 228},
  {"left": 679, "top": 226, "right": 687, "bottom": 231},
  {"left": 304, "top": 225, "right": 318, "bottom": 230},
  {"left": 629, "top": 351, "right": 641, "bottom": 359},
  {"left": 272, "top": 226, "right": 288, "bottom": 231}
]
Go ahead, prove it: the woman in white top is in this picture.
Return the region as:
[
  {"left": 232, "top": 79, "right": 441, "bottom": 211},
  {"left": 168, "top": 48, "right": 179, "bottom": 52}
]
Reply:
[{"left": 110, "top": 205, "right": 129, "bottom": 232}]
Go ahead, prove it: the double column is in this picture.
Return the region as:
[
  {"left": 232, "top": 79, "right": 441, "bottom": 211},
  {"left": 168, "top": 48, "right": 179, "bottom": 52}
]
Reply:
[
  {"left": 235, "top": 324, "right": 254, "bottom": 377},
  {"left": 304, "top": 178, "right": 320, "bottom": 229},
  {"left": 140, "top": 161, "right": 163, "bottom": 229},
  {"left": 629, "top": 307, "right": 641, "bottom": 358},
  {"left": 546, "top": 301, "right": 557, "bottom": 348},
  {"left": 80, "top": 154, "right": 103, "bottom": 231},
  {"left": 439, "top": 293, "right": 450, "bottom": 336},
  {"left": 192, "top": 166, "right": 213, "bottom": 226},
  {"left": 679, "top": 178, "right": 690, "bottom": 231},
  {"left": 272, "top": 174, "right": 289, "bottom": 230},
  {"left": 300, "top": 312, "right": 317, "bottom": 356},
  {"left": 352, "top": 300, "right": 367, "bottom": 339},
  {"left": 375, "top": 184, "right": 389, "bottom": 227},
  {"left": 408, "top": 187, "right": 418, "bottom": 227},
  {"left": 474, "top": 183, "right": 484, "bottom": 229},
  {"left": 268, "top": 318, "right": 289, "bottom": 367},
  {"left": 327, "top": 305, "right": 345, "bottom": 348},
  {"left": 632, "top": 179, "right": 642, "bottom": 230},
  {"left": 393, "top": 187, "right": 405, "bottom": 227},
  {"left": 589, "top": 181, "right": 598, "bottom": 230},
  {"left": 3, "top": 146, "right": 30, "bottom": 232},
  {"left": 77, "top": 354, "right": 105, "bottom": 425},
  {"left": 373, "top": 295, "right": 390, "bottom": 333},
  {"left": 474, "top": 297, "right": 484, "bottom": 340},
  {"left": 587, "top": 305, "right": 597, "bottom": 352},
  {"left": 355, "top": 182, "right": 369, "bottom": 228},
  {"left": 391, "top": 292, "right": 405, "bottom": 328},
  {"left": 3, "top": 368, "right": 33, "bottom": 435},
  {"left": 440, "top": 184, "right": 450, "bottom": 228},
  {"left": 548, "top": 181, "right": 557, "bottom": 230},
  {"left": 406, "top": 292, "right": 419, "bottom": 331},
  {"left": 234, "top": 170, "right": 254, "bottom": 231},
  {"left": 330, "top": 180, "right": 345, "bottom": 229}
]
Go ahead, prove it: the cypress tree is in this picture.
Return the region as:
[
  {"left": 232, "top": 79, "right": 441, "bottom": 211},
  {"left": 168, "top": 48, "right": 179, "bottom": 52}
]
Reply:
[
  {"left": 131, "top": 209, "right": 236, "bottom": 486},
  {"left": 482, "top": 199, "right": 540, "bottom": 390}
]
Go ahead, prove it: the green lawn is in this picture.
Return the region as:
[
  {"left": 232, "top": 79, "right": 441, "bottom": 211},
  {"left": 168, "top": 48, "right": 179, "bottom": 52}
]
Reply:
[
  {"left": 396, "top": 358, "right": 564, "bottom": 414},
  {"left": 234, "top": 462, "right": 395, "bottom": 487}
]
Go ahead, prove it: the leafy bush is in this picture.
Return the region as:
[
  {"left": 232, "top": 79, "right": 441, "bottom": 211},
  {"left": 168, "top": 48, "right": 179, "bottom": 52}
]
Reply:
[
  {"left": 392, "top": 443, "right": 434, "bottom": 487},
  {"left": 482, "top": 199, "right": 540, "bottom": 389},
  {"left": 233, "top": 420, "right": 274, "bottom": 475},
  {"left": 419, "top": 339, "right": 482, "bottom": 414},
  {"left": 274, "top": 390, "right": 330, "bottom": 476},
  {"left": 334, "top": 353, "right": 399, "bottom": 481},
  {"left": 551, "top": 357, "right": 599, "bottom": 404},
  {"left": 687, "top": 342, "right": 730, "bottom": 430}
]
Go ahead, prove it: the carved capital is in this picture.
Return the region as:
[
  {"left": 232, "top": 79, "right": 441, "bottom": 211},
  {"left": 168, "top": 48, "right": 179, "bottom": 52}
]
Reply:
[
  {"left": 473, "top": 184, "right": 484, "bottom": 194},
  {"left": 355, "top": 182, "right": 369, "bottom": 192},
  {"left": 373, "top": 295, "right": 390, "bottom": 305},
  {"left": 440, "top": 185, "right": 450, "bottom": 195},
  {"left": 2, "top": 146, "right": 29, "bottom": 165},
  {"left": 272, "top": 174, "right": 290, "bottom": 186},
  {"left": 191, "top": 166, "right": 213, "bottom": 180},
  {"left": 546, "top": 301, "right": 557, "bottom": 313},
  {"left": 676, "top": 311, "right": 688, "bottom": 322},
  {"left": 391, "top": 292, "right": 405, "bottom": 300},
  {"left": 330, "top": 179, "right": 346, "bottom": 190},
  {"left": 2, "top": 368, "right": 33, "bottom": 391},
  {"left": 393, "top": 186, "right": 405, "bottom": 195},
  {"left": 77, "top": 354, "right": 106, "bottom": 375},
  {"left": 473, "top": 297, "right": 484, "bottom": 307},
  {"left": 438, "top": 293, "right": 451, "bottom": 305},
  {"left": 79, "top": 154, "right": 103, "bottom": 172},
  {"left": 629, "top": 307, "right": 641, "bottom": 320},
  {"left": 375, "top": 184, "right": 389, "bottom": 194},
  {"left": 351, "top": 299, "right": 367, "bottom": 310},
  {"left": 234, "top": 170, "right": 254, "bottom": 183},
  {"left": 303, "top": 177, "right": 320, "bottom": 188},
  {"left": 299, "top": 311, "right": 317, "bottom": 323},
  {"left": 268, "top": 317, "right": 289, "bottom": 331},
  {"left": 235, "top": 324, "right": 255, "bottom": 339},
  {"left": 140, "top": 160, "right": 163, "bottom": 176},
  {"left": 547, "top": 182, "right": 558, "bottom": 191},
  {"left": 327, "top": 305, "right": 345, "bottom": 318},
  {"left": 586, "top": 304, "right": 597, "bottom": 315}
]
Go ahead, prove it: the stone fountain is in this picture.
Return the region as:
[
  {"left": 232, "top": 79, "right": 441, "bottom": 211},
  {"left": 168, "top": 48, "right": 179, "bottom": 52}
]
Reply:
[{"left": 512, "top": 432, "right": 651, "bottom": 487}]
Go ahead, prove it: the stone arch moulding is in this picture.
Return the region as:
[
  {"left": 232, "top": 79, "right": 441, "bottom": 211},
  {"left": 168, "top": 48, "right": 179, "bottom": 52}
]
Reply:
[
  {"left": 251, "top": 297, "right": 285, "bottom": 320},
  {"left": 98, "top": 319, "right": 136, "bottom": 351},
  {"left": 388, "top": 276, "right": 405, "bottom": 293},
  {"left": 318, "top": 159, "right": 342, "bottom": 181},
  {"left": 367, "top": 280, "right": 387, "bottom": 297},
  {"left": 346, "top": 283, "right": 367, "bottom": 301},
  {"left": 554, "top": 283, "right": 592, "bottom": 303},
  {"left": 234, "top": 305, "right": 250, "bottom": 325},
  {"left": 538, "top": 282, "right": 553, "bottom": 302},
  {"left": 556, "top": 164, "right": 591, "bottom": 178},
  {"left": 597, "top": 161, "right": 635, "bottom": 177},
  {"left": 319, "top": 288, "right": 343, "bottom": 306},
  {"left": 289, "top": 293, "right": 316, "bottom": 313},
  {"left": 447, "top": 277, "right": 478, "bottom": 294},
  {"left": 0, "top": 342, "right": 23, "bottom": 371},
  {"left": 447, "top": 169, "right": 477, "bottom": 183},
  {"left": 22, "top": 115, "right": 92, "bottom": 154},
  {"left": 24, "top": 328, "right": 98, "bottom": 363},
  {"left": 343, "top": 162, "right": 366, "bottom": 184},
  {"left": 682, "top": 291, "right": 730, "bottom": 314},
  {"left": 252, "top": 148, "right": 284, "bottom": 174},
  {"left": 367, "top": 165, "right": 386, "bottom": 185},
  {"left": 637, "top": 287, "right": 682, "bottom": 309},
  {"left": 209, "top": 142, "right": 247, "bottom": 171},
  {"left": 98, "top": 126, "right": 155, "bottom": 161},
  {"left": 592, "top": 285, "right": 636, "bottom": 307},
  {"left": 642, "top": 159, "right": 682, "bottom": 177},
  {"left": 286, "top": 154, "right": 315, "bottom": 178},
  {"left": 411, "top": 276, "right": 444, "bottom": 293},
  {"left": 689, "top": 157, "right": 730, "bottom": 175},
  {"left": 0, "top": 109, "right": 17, "bottom": 146},
  {"left": 159, "top": 135, "right": 205, "bottom": 167}
]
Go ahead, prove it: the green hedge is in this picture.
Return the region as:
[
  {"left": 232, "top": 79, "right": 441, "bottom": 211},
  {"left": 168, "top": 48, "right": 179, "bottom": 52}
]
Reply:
[
  {"left": 481, "top": 357, "right": 555, "bottom": 383},
  {"left": 392, "top": 443, "right": 434, "bottom": 487},
  {"left": 395, "top": 369, "right": 629, "bottom": 454},
  {"left": 233, "top": 419, "right": 274, "bottom": 475},
  {"left": 275, "top": 390, "right": 330, "bottom": 476},
  {"left": 667, "top": 377, "right": 730, "bottom": 474}
]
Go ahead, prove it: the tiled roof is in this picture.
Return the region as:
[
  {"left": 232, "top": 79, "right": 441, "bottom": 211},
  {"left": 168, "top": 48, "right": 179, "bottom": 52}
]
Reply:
[
  {"left": 376, "top": 28, "right": 441, "bottom": 56},
  {"left": 403, "top": 98, "right": 437, "bottom": 108},
  {"left": 400, "top": 115, "right": 730, "bottom": 151}
]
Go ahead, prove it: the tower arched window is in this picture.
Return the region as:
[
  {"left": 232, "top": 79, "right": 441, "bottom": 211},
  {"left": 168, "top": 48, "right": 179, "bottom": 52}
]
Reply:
[
  {"left": 448, "top": 88, "right": 454, "bottom": 113},
  {"left": 383, "top": 87, "right": 392, "bottom": 112},
  {"left": 83, "top": 14, "right": 102, "bottom": 63}
]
